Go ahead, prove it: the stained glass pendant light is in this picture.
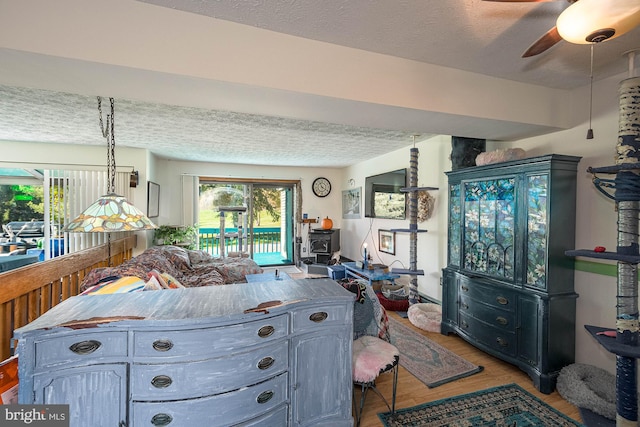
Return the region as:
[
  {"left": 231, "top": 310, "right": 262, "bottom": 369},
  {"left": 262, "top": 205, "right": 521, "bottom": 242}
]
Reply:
[{"left": 64, "top": 97, "right": 157, "bottom": 233}]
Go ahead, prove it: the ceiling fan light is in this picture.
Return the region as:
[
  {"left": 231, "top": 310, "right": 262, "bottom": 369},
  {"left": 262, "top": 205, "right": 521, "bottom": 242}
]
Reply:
[{"left": 556, "top": 0, "right": 640, "bottom": 44}]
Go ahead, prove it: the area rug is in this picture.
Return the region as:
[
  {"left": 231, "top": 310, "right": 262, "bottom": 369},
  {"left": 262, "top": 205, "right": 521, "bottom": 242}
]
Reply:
[
  {"left": 378, "top": 383, "right": 584, "bottom": 427},
  {"left": 388, "top": 316, "right": 483, "bottom": 388}
]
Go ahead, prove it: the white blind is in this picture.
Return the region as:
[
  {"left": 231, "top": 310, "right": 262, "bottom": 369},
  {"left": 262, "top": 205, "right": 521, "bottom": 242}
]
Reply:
[{"left": 44, "top": 170, "right": 132, "bottom": 258}]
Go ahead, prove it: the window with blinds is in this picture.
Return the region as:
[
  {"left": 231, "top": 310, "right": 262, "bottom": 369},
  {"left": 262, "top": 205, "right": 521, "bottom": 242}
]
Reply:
[{"left": 45, "top": 169, "right": 132, "bottom": 258}]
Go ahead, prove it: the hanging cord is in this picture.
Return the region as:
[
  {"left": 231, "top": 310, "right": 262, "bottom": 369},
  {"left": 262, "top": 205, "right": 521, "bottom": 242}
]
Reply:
[{"left": 586, "top": 45, "right": 594, "bottom": 139}]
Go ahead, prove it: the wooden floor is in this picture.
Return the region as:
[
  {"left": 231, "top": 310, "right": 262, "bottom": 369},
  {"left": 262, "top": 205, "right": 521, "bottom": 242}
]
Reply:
[{"left": 353, "top": 311, "right": 582, "bottom": 427}]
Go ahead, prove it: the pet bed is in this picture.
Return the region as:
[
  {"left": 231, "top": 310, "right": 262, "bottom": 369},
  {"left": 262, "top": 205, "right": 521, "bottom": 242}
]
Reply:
[
  {"left": 556, "top": 363, "right": 616, "bottom": 420},
  {"left": 407, "top": 303, "right": 442, "bottom": 333}
]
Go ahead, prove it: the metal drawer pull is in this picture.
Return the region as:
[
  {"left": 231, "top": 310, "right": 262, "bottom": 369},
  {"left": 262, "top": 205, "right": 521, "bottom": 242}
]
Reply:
[
  {"left": 69, "top": 340, "right": 101, "bottom": 355},
  {"left": 257, "top": 390, "right": 274, "bottom": 404},
  {"left": 309, "top": 312, "right": 328, "bottom": 323},
  {"left": 461, "top": 285, "right": 469, "bottom": 292},
  {"left": 257, "top": 356, "right": 275, "bottom": 370},
  {"left": 496, "top": 296, "right": 508, "bottom": 305},
  {"left": 152, "top": 339, "right": 174, "bottom": 352},
  {"left": 496, "top": 337, "right": 508, "bottom": 347},
  {"left": 460, "top": 320, "right": 468, "bottom": 329},
  {"left": 151, "top": 375, "right": 173, "bottom": 388},
  {"left": 258, "top": 325, "right": 275, "bottom": 338},
  {"left": 460, "top": 302, "right": 469, "bottom": 310},
  {"left": 151, "top": 413, "right": 173, "bottom": 426},
  {"left": 496, "top": 316, "right": 508, "bottom": 325}
]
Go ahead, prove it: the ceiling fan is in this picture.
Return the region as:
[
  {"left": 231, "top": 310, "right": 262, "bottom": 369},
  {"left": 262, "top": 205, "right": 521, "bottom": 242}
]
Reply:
[{"left": 485, "top": 0, "right": 640, "bottom": 57}]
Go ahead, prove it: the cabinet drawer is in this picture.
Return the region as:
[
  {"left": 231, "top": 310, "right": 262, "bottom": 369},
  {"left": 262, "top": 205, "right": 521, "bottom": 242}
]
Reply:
[
  {"left": 132, "top": 372, "right": 288, "bottom": 426},
  {"left": 293, "top": 303, "right": 348, "bottom": 332},
  {"left": 458, "top": 279, "right": 516, "bottom": 311},
  {"left": 236, "top": 404, "right": 288, "bottom": 427},
  {"left": 459, "top": 294, "right": 516, "bottom": 332},
  {"left": 133, "top": 315, "right": 288, "bottom": 359},
  {"left": 131, "top": 340, "right": 288, "bottom": 400},
  {"left": 35, "top": 331, "right": 128, "bottom": 369},
  {"left": 459, "top": 312, "right": 516, "bottom": 357}
]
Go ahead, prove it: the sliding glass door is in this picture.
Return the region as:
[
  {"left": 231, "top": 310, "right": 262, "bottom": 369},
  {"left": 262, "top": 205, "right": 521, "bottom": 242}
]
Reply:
[{"left": 198, "top": 179, "right": 295, "bottom": 267}]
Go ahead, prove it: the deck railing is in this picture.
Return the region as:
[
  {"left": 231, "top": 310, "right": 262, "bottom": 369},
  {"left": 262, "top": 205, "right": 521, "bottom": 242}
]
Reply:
[
  {"left": 198, "top": 227, "right": 281, "bottom": 256},
  {"left": 0, "top": 235, "right": 137, "bottom": 360}
]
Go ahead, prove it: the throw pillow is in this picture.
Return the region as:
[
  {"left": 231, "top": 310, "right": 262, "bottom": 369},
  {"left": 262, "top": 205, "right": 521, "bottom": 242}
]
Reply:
[
  {"left": 81, "top": 276, "right": 146, "bottom": 295},
  {"left": 160, "top": 272, "right": 185, "bottom": 289}
]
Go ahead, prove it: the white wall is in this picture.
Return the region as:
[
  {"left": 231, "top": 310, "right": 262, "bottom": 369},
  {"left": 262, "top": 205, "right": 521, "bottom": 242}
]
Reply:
[
  {"left": 501, "top": 70, "right": 637, "bottom": 374},
  {"left": 152, "top": 158, "right": 345, "bottom": 255},
  {"left": 340, "top": 136, "right": 446, "bottom": 299}
]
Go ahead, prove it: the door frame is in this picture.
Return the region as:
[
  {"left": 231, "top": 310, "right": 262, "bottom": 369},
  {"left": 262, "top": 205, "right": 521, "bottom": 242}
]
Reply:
[{"left": 198, "top": 177, "right": 299, "bottom": 266}]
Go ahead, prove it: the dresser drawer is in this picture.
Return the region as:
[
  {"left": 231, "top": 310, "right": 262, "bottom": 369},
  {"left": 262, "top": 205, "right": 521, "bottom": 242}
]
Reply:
[
  {"left": 131, "top": 340, "right": 288, "bottom": 400},
  {"left": 459, "top": 312, "right": 516, "bottom": 357},
  {"left": 458, "top": 279, "right": 516, "bottom": 311},
  {"left": 293, "top": 303, "right": 349, "bottom": 332},
  {"left": 236, "top": 404, "right": 288, "bottom": 427},
  {"left": 133, "top": 315, "right": 289, "bottom": 359},
  {"left": 132, "top": 372, "right": 288, "bottom": 426},
  {"left": 34, "top": 331, "right": 128, "bottom": 369},
  {"left": 459, "top": 294, "right": 516, "bottom": 332}
]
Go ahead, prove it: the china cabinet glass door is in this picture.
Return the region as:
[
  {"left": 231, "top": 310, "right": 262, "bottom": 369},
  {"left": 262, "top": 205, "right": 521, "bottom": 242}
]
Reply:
[
  {"left": 448, "top": 184, "right": 462, "bottom": 266},
  {"left": 463, "top": 178, "right": 516, "bottom": 279},
  {"left": 526, "top": 174, "right": 549, "bottom": 289}
]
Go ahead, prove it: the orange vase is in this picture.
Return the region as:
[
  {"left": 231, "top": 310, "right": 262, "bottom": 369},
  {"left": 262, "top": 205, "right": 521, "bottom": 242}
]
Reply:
[{"left": 321, "top": 216, "right": 333, "bottom": 230}]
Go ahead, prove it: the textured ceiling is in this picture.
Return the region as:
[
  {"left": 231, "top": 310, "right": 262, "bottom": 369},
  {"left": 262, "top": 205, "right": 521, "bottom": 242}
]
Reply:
[
  {"left": 0, "top": 85, "right": 416, "bottom": 168},
  {"left": 1, "top": 0, "right": 639, "bottom": 167}
]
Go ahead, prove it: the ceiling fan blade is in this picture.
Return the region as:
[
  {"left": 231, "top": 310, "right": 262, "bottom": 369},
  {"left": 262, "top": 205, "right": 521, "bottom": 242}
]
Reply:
[{"left": 522, "top": 26, "right": 562, "bottom": 57}]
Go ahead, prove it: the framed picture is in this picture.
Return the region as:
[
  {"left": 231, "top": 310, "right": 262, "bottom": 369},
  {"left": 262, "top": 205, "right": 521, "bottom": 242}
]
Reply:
[
  {"left": 342, "top": 187, "right": 362, "bottom": 219},
  {"left": 379, "top": 229, "right": 395, "bottom": 255},
  {"left": 147, "top": 181, "right": 160, "bottom": 218}
]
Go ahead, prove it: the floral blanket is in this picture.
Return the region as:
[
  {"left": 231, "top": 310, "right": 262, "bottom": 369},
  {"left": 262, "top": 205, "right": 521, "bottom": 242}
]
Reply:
[{"left": 80, "top": 245, "right": 263, "bottom": 292}]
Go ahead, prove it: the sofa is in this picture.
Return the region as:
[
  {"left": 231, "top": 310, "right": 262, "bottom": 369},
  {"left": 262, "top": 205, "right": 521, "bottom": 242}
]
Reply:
[{"left": 79, "top": 245, "right": 264, "bottom": 293}]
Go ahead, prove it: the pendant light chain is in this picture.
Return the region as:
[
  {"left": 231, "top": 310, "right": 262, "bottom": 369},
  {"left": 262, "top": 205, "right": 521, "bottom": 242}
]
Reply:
[
  {"left": 98, "top": 96, "right": 117, "bottom": 194},
  {"left": 64, "top": 97, "right": 157, "bottom": 234}
]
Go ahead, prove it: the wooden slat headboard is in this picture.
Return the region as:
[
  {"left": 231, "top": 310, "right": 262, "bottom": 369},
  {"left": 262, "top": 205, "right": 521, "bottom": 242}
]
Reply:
[{"left": 0, "top": 235, "right": 137, "bottom": 360}]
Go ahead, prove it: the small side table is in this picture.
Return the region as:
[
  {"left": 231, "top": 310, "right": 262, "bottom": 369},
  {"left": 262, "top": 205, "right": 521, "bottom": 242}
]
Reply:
[
  {"left": 245, "top": 271, "right": 291, "bottom": 283},
  {"left": 342, "top": 262, "right": 400, "bottom": 287}
]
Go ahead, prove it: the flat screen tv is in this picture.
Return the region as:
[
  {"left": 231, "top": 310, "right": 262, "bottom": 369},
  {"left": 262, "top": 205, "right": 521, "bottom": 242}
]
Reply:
[{"left": 364, "top": 168, "right": 407, "bottom": 219}]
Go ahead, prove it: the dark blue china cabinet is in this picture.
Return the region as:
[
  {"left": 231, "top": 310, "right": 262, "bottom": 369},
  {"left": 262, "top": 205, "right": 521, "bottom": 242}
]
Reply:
[{"left": 441, "top": 154, "right": 581, "bottom": 394}]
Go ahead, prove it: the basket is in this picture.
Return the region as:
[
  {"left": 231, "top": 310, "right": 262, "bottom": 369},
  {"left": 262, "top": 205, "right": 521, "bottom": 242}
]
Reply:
[{"left": 376, "top": 291, "right": 410, "bottom": 311}]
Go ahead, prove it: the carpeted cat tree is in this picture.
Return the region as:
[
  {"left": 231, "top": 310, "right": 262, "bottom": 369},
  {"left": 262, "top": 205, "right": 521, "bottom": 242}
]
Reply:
[
  {"left": 390, "top": 140, "right": 440, "bottom": 331},
  {"left": 565, "top": 51, "right": 640, "bottom": 427}
]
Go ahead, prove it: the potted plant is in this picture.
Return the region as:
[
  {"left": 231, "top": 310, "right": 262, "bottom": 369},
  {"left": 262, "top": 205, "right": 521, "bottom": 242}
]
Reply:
[{"left": 154, "top": 225, "right": 198, "bottom": 249}]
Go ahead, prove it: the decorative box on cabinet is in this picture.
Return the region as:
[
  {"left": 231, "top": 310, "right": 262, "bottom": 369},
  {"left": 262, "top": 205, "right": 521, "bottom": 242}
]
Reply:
[
  {"left": 441, "top": 154, "right": 581, "bottom": 394},
  {"left": 14, "top": 278, "right": 354, "bottom": 427}
]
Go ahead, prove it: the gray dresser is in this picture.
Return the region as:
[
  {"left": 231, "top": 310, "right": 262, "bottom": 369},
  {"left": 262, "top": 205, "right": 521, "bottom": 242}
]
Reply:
[{"left": 14, "top": 278, "right": 354, "bottom": 427}]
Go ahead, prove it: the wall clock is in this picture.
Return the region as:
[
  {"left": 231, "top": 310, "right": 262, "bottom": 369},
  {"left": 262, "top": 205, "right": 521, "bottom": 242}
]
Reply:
[{"left": 312, "top": 177, "right": 331, "bottom": 197}]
